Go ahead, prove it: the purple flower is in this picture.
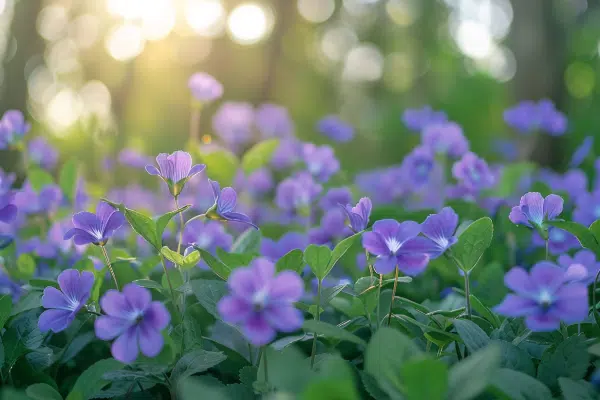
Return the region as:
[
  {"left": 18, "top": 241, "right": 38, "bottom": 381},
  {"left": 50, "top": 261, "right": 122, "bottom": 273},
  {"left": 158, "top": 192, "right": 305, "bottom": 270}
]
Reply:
[
  {"left": 145, "top": 151, "right": 205, "bottom": 197},
  {"left": 558, "top": 250, "right": 600, "bottom": 286},
  {"left": 217, "top": 258, "right": 304, "bottom": 345},
  {"left": 64, "top": 201, "right": 125, "bottom": 246},
  {"left": 531, "top": 227, "right": 579, "bottom": 255},
  {"left": 183, "top": 219, "right": 232, "bottom": 254},
  {"left": 188, "top": 72, "right": 223, "bottom": 102},
  {"left": 320, "top": 209, "right": 352, "bottom": 240},
  {"left": 0, "top": 269, "right": 20, "bottom": 301},
  {"left": 421, "top": 122, "right": 469, "bottom": 158},
  {"left": 275, "top": 172, "right": 322, "bottom": 213},
  {"left": 415, "top": 207, "right": 459, "bottom": 258},
  {"left": 402, "top": 106, "right": 448, "bottom": 132},
  {"left": 494, "top": 262, "right": 588, "bottom": 331},
  {"left": 261, "top": 232, "right": 308, "bottom": 262},
  {"left": 118, "top": 149, "right": 153, "bottom": 169},
  {"left": 319, "top": 187, "right": 352, "bottom": 212},
  {"left": 206, "top": 180, "right": 257, "bottom": 229},
  {"left": 504, "top": 99, "right": 567, "bottom": 136},
  {"left": 401, "top": 146, "right": 436, "bottom": 186},
  {"left": 362, "top": 219, "right": 430, "bottom": 276},
  {"left": 0, "top": 168, "right": 15, "bottom": 194},
  {"left": 0, "top": 192, "right": 17, "bottom": 224},
  {"left": 570, "top": 136, "right": 593, "bottom": 168},
  {"left": 509, "top": 192, "right": 563, "bottom": 229},
  {"left": 14, "top": 183, "right": 63, "bottom": 215},
  {"left": 271, "top": 139, "right": 301, "bottom": 169},
  {"left": 573, "top": 189, "right": 600, "bottom": 226},
  {"left": 245, "top": 168, "right": 274, "bottom": 197},
  {"left": 28, "top": 137, "right": 58, "bottom": 170},
  {"left": 0, "top": 110, "right": 31, "bottom": 149},
  {"left": 340, "top": 197, "right": 372, "bottom": 233},
  {"left": 452, "top": 152, "right": 495, "bottom": 191},
  {"left": 317, "top": 115, "right": 354, "bottom": 142},
  {"left": 256, "top": 104, "right": 294, "bottom": 139},
  {"left": 540, "top": 169, "right": 588, "bottom": 200},
  {"left": 302, "top": 143, "right": 340, "bottom": 182},
  {"left": 212, "top": 102, "right": 255, "bottom": 150},
  {"left": 38, "top": 269, "right": 94, "bottom": 333},
  {"left": 95, "top": 284, "right": 170, "bottom": 363}
]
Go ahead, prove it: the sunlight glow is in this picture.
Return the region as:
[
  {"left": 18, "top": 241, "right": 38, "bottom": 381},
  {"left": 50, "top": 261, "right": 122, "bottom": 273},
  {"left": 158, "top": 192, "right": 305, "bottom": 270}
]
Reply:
[
  {"left": 105, "top": 24, "right": 145, "bottom": 61},
  {"left": 46, "top": 89, "right": 83, "bottom": 133},
  {"left": 227, "top": 3, "right": 273, "bottom": 45},
  {"left": 185, "top": 0, "right": 226, "bottom": 37},
  {"left": 456, "top": 20, "right": 492, "bottom": 59}
]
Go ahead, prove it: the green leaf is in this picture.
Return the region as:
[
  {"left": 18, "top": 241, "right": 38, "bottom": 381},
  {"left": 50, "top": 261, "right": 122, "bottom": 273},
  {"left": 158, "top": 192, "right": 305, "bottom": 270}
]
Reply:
[
  {"left": 65, "top": 358, "right": 122, "bottom": 400},
  {"left": 304, "top": 245, "right": 332, "bottom": 280},
  {"left": 16, "top": 253, "right": 36, "bottom": 280},
  {"left": 194, "top": 248, "right": 231, "bottom": 280},
  {"left": 490, "top": 368, "right": 552, "bottom": 400},
  {"left": 401, "top": 358, "right": 448, "bottom": 400},
  {"left": 25, "top": 383, "right": 63, "bottom": 400},
  {"left": 10, "top": 292, "right": 42, "bottom": 316},
  {"left": 469, "top": 294, "right": 500, "bottom": 328},
  {"left": 215, "top": 248, "right": 254, "bottom": 268},
  {"left": 200, "top": 149, "right": 239, "bottom": 187},
  {"left": 589, "top": 219, "right": 600, "bottom": 243},
  {"left": 170, "top": 350, "right": 227, "bottom": 386},
  {"left": 231, "top": 228, "right": 261, "bottom": 254},
  {"left": 559, "top": 377, "right": 597, "bottom": 400},
  {"left": 29, "top": 279, "right": 59, "bottom": 289},
  {"left": 302, "top": 320, "right": 367, "bottom": 346},
  {"left": 59, "top": 158, "right": 78, "bottom": 202},
  {"left": 241, "top": 139, "right": 279, "bottom": 174},
  {"left": 450, "top": 217, "right": 494, "bottom": 272},
  {"left": 487, "top": 162, "right": 536, "bottom": 198},
  {"left": 123, "top": 208, "right": 159, "bottom": 250},
  {"left": 28, "top": 168, "right": 54, "bottom": 192},
  {"left": 0, "top": 295, "right": 12, "bottom": 330},
  {"left": 537, "top": 336, "right": 590, "bottom": 391},
  {"left": 453, "top": 319, "right": 490, "bottom": 353},
  {"left": 132, "top": 279, "right": 164, "bottom": 292},
  {"left": 301, "top": 356, "right": 360, "bottom": 400},
  {"left": 546, "top": 220, "right": 600, "bottom": 255},
  {"left": 320, "top": 284, "right": 348, "bottom": 307},
  {"left": 256, "top": 346, "right": 315, "bottom": 393},
  {"left": 161, "top": 268, "right": 184, "bottom": 292},
  {"left": 493, "top": 340, "right": 535, "bottom": 376},
  {"left": 161, "top": 246, "right": 185, "bottom": 266},
  {"left": 190, "top": 279, "right": 227, "bottom": 319},
  {"left": 447, "top": 344, "right": 501, "bottom": 400},
  {"left": 325, "top": 232, "right": 361, "bottom": 277},
  {"left": 275, "top": 249, "right": 305, "bottom": 273},
  {"left": 182, "top": 250, "right": 201, "bottom": 270},
  {"left": 155, "top": 205, "right": 191, "bottom": 245}
]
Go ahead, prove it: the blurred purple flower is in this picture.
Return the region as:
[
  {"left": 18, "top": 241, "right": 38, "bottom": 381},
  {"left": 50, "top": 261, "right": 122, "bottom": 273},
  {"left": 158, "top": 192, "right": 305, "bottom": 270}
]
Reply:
[
  {"left": 271, "top": 139, "right": 301, "bottom": 169},
  {"left": 402, "top": 106, "right": 448, "bottom": 132},
  {"left": 245, "top": 168, "right": 274, "bottom": 197},
  {"left": 558, "top": 250, "right": 600, "bottom": 286},
  {"left": 362, "top": 219, "right": 430, "bottom": 276},
  {"left": 340, "top": 197, "right": 372, "bottom": 233},
  {"left": 256, "top": 103, "right": 294, "bottom": 139},
  {"left": 532, "top": 228, "right": 579, "bottom": 255},
  {"left": 28, "top": 137, "right": 58, "bottom": 170},
  {"left": 0, "top": 168, "right": 15, "bottom": 194},
  {"left": 309, "top": 227, "right": 332, "bottom": 245},
  {"left": 206, "top": 179, "right": 257, "bottom": 229},
  {"left": 320, "top": 208, "right": 352, "bottom": 239},
  {"left": 492, "top": 138, "right": 519, "bottom": 161},
  {"left": 356, "top": 252, "right": 367, "bottom": 271},
  {"left": 317, "top": 115, "right": 354, "bottom": 142},
  {"left": 14, "top": 183, "right": 62, "bottom": 215},
  {"left": 302, "top": 143, "right": 340, "bottom": 182},
  {"left": 64, "top": 201, "right": 125, "bottom": 246},
  {"left": 540, "top": 169, "right": 588, "bottom": 200},
  {"left": 95, "top": 284, "right": 170, "bottom": 363},
  {"left": 275, "top": 172, "right": 322, "bottom": 213},
  {"left": 218, "top": 258, "right": 304, "bottom": 345},
  {"left": 319, "top": 187, "right": 352, "bottom": 211},
  {"left": 38, "top": 269, "right": 94, "bottom": 333},
  {"left": 0, "top": 192, "right": 17, "bottom": 224},
  {"left": 401, "top": 146, "right": 436, "bottom": 186},
  {"left": 0, "top": 110, "right": 30, "bottom": 149},
  {"left": 569, "top": 136, "right": 593, "bottom": 168},
  {"left": 212, "top": 102, "right": 254, "bottom": 150},
  {"left": 145, "top": 151, "right": 205, "bottom": 197},
  {"left": 504, "top": 99, "right": 567, "bottom": 136},
  {"left": 494, "top": 262, "right": 588, "bottom": 331},
  {"left": 421, "top": 122, "right": 469, "bottom": 158},
  {"left": 261, "top": 232, "right": 308, "bottom": 261},
  {"left": 188, "top": 72, "right": 223, "bottom": 102},
  {"left": 183, "top": 219, "right": 232, "bottom": 255},
  {"left": 118, "top": 149, "right": 152, "bottom": 169},
  {"left": 509, "top": 192, "right": 563, "bottom": 229},
  {"left": 355, "top": 166, "right": 405, "bottom": 204},
  {"left": 0, "top": 269, "right": 20, "bottom": 301},
  {"left": 452, "top": 152, "right": 495, "bottom": 191}
]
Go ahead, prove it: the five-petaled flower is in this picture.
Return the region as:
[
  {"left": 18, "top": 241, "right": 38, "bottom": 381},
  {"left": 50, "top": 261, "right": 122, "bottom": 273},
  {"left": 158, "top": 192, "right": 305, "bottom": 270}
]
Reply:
[
  {"left": 0, "top": 192, "right": 17, "bottom": 224},
  {"left": 494, "top": 262, "right": 588, "bottom": 331},
  {"left": 64, "top": 201, "right": 125, "bottom": 246},
  {"left": 38, "top": 269, "right": 94, "bottom": 333},
  {"left": 205, "top": 179, "right": 258, "bottom": 229},
  {"left": 509, "top": 192, "right": 563, "bottom": 237},
  {"left": 145, "top": 151, "right": 205, "bottom": 197},
  {"left": 95, "top": 284, "right": 170, "bottom": 363},
  {"left": 218, "top": 258, "right": 304, "bottom": 345},
  {"left": 413, "top": 207, "right": 459, "bottom": 258},
  {"left": 340, "top": 197, "right": 372, "bottom": 233}
]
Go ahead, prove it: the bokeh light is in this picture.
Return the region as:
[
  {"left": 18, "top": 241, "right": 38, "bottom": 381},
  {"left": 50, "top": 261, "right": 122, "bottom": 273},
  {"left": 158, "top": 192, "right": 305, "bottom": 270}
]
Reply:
[
  {"left": 386, "top": 0, "right": 419, "bottom": 26},
  {"left": 45, "top": 89, "right": 84, "bottom": 133},
  {"left": 36, "top": 5, "right": 68, "bottom": 42},
  {"left": 105, "top": 24, "right": 145, "bottom": 61},
  {"left": 185, "top": 0, "right": 226, "bottom": 37},
  {"left": 565, "top": 62, "right": 595, "bottom": 99},
  {"left": 455, "top": 20, "right": 493, "bottom": 59},
  {"left": 297, "top": 0, "right": 335, "bottom": 23},
  {"left": 227, "top": 3, "right": 274, "bottom": 45},
  {"left": 342, "top": 44, "right": 384, "bottom": 82}
]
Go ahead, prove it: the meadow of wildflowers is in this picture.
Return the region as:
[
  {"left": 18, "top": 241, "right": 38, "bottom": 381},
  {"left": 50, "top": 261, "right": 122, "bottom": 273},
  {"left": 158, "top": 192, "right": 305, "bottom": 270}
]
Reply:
[{"left": 0, "top": 74, "right": 599, "bottom": 400}]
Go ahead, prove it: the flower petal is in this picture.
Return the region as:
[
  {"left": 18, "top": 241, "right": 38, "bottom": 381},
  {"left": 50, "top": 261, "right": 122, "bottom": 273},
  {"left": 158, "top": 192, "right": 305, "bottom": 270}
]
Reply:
[
  {"left": 372, "top": 219, "right": 400, "bottom": 241},
  {"left": 508, "top": 206, "right": 531, "bottom": 227},
  {"left": 362, "top": 231, "right": 389, "bottom": 256},
  {"left": 263, "top": 305, "right": 303, "bottom": 332},
  {"left": 100, "top": 290, "right": 133, "bottom": 318},
  {"left": 217, "top": 187, "right": 237, "bottom": 214},
  {"left": 0, "top": 204, "right": 17, "bottom": 223},
  {"left": 189, "top": 164, "right": 206, "bottom": 177},
  {"left": 374, "top": 255, "right": 396, "bottom": 275},
  {"left": 228, "top": 267, "right": 258, "bottom": 298},
  {"left": 169, "top": 151, "right": 193, "bottom": 183},
  {"left": 530, "top": 262, "right": 565, "bottom": 292},
  {"left": 95, "top": 315, "right": 132, "bottom": 340},
  {"left": 242, "top": 314, "right": 276, "bottom": 346},
  {"left": 524, "top": 314, "right": 560, "bottom": 332},
  {"left": 221, "top": 211, "right": 258, "bottom": 229},
  {"left": 145, "top": 165, "right": 160, "bottom": 176},
  {"left": 399, "top": 237, "right": 444, "bottom": 258},
  {"left": 520, "top": 192, "right": 544, "bottom": 225},
  {"left": 543, "top": 194, "right": 563, "bottom": 220},
  {"left": 551, "top": 283, "right": 589, "bottom": 324},
  {"left": 38, "top": 309, "right": 75, "bottom": 333},
  {"left": 72, "top": 212, "right": 100, "bottom": 232},
  {"left": 123, "top": 284, "right": 151, "bottom": 313},
  {"left": 101, "top": 210, "right": 125, "bottom": 240},
  {"left": 397, "top": 253, "right": 429, "bottom": 276},
  {"left": 269, "top": 271, "right": 304, "bottom": 302},
  {"left": 504, "top": 267, "right": 534, "bottom": 295},
  {"left": 493, "top": 294, "right": 538, "bottom": 317},
  {"left": 111, "top": 326, "right": 139, "bottom": 363},
  {"left": 138, "top": 324, "right": 164, "bottom": 358},
  {"left": 58, "top": 269, "right": 84, "bottom": 303},
  {"left": 144, "top": 302, "right": 170, "bottom": 330},
  {"left": 218, "top": 295, "right": 252, "bottom": 323},
  {"left": 421, "top": 207, "right": 458, "bottom": 244},
  {"left": 209, "top": 179, "right": 221, "bottom": 199},
  {"left": 41, "top": 286, "right": 70, "bottom": 310}
]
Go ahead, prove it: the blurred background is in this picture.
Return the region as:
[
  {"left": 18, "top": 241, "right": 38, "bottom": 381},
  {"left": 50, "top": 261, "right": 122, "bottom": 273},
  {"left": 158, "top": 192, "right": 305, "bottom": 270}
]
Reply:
[{"left": 0, "top": 0, "right": 599, "bottom": 180}]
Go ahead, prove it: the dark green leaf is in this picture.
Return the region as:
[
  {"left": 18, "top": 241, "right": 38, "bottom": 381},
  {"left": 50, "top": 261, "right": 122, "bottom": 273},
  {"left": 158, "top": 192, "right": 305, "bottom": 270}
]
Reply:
[
  {"left": 194, "top": 248, "right": 231, "bottom": 280},
  {"left": 275, "top": 249, "right": 305, "bottom": 273},
  {"left": 59, "top": 158, "right": 78, "bottom": 202},
  {"left": 450, "top": 217, "right": 494, "bottom": 272},
  {"left": 26, "top": 347, "right": 54, "bottom": 371},
  {"left": 453, "top": 319, "right": 490, "bottom": 353},
  {"left": 0, "top": 295, "right": 12, "bottom": 329},
  {"left": 256, "top": 346, "right": 314, "bottom": 393},
  {"left": 401, "top": 358, "right": 448, "bottom": 400},
  {"left": 123, "top": 208, "right": 159, "bottom": 250},
  {"left": 447, "top": 344, "right": 501, "bottom": 400},
  {"left": 469, "top": 294, "right": 500, "bottom": 328},
  {"left": 10, "top": 292, "right": 42, "bottom": 316},
  {"left": 190, "top": 280, "right": 227, "bottom": 319},
  {"left": 490, "top": 368, "right": 552, "bottom": 400},
  {"left": 161, "top": 246, "right": 184, "bottom": 266},
  {"left": 301, "top": 356, "right": 360, "bottom": 400},
  {"left": 302, "top": 320, "right": 367, "bottom": 346},
  {"left": 546, "top": 220, "right": 600, "bottom": 255},
  {"left": 537, "top": 336, "right": 590, "bottom": 391},
  {"left": 155, "top": 205, "right": 191, "bottom": 245},
  {"left": 132, "top": 279, "right": 164, "bottom": 292},
  {"left": 559, "top": 377, "right": 597, "bottom": 400},
  {"left": 26, "top": 383, "right": 62, "bottom": 400},
  {"left": 304, "top": 245, "right": 332, "bottom": 280},
  {"left": 493, "top": 340, "right": 535, "bottom": 376},
  {"left": 215, "top": 248, "right": 255, "bottom": 268},
  {"left": 65, "top": 358, "right": 122, "bottom": 400},
  {"left": 320, "top": 284, "right": 348, "bottom": 307},
  {"left": 241, "top": 138, "right": 279, "bottom": 174},
  {"left": 589, "top": 220, "right": 600, "bottom": 243},
  {"left": 325, "top": 232, "right": 361, "bottom": 277},
  {"left": 29, "top": 279, "right": 59, "bottom": 290},
  {"left": 60, "top": 332, "right": 95, "bottom": 364},
  {"left": 231, "top": 228, "right": 261, "bottom": 254}
]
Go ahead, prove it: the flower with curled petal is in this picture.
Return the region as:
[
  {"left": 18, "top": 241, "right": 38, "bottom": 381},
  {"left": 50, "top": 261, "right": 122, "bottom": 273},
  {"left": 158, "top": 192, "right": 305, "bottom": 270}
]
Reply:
[
  {"left": 63, "top": 201, "right": 125, "bottom": 246},
  {"left": 145, "top": 151, "right": 205, "bottom": 197},
  {"left": 205, "top": 179, "right": 258, "bottom": 229}
]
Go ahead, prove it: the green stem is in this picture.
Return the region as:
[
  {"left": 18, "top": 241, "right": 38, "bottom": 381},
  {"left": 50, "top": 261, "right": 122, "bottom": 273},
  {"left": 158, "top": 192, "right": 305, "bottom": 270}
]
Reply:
[
  {"left": 512, "top": 330, "right": 531, "bottom": 346},
  {"left": 387, "top": 267, "right": 399, "bottom": 326},
  {"left": 365, "top": 250, "right": 373, "bottom": 278},
  {"left": 248, "top": 343, "right": 253, "bottom": 365},
  {"left": 592, "top": 269, "right": 600, "bottom": 327},
  {"left": 183, "top": 213, "right": 206, "bottom": 228},
  {"left": 464, "top": 271, "right": 472, "bottom": 320},
  {"left": 175, "top": 197, "right": 184, "bottom": 255},
  {"left": 100, "top": 245, "right": 119, "bottom": 290},
  {"left": 376, "top": 274, "right": 382, "bottom": 330},
  {"left": 160, "top": 255, "right": 176, "bottom": 303},
  {"left": 262, "top": 346, "right": 269, "bottom": 384},
  {"left": 310, "top": 278, "right": 322, "bottom": 368}
]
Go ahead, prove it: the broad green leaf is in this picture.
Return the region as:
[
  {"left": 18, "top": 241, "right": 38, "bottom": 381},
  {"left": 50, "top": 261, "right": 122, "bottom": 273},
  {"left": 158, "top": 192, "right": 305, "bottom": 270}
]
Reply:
[
  {"left": 324, "top": 232, "right": 361, "bottom": 277},
  {"left": 26, "top": 346, "right": 54, "bottom": 371},
  {"left": 488, "top": 162, "right": 535, "bottom": 198},
  {"left": 59, "top": 158, "right": 78, "bottom": 202},
  {"left": 546, "top": 220, "right": 600, "bottom": 255},
  {"left": 301, "top": 356, "right": 360, "bottom": 400},
  {"left": 320, "top": 284, "right": 348, "bottom": 307},
  {"left": 304, "top": 245, "right": 332, "bottom": 280},
  {"left": 589, "top": 219, "right": 600, "bottom": 243},
  {"left": 155, "top": 205, "right": 191, "bottom": 245},
  {"left": 133, "top": 279, "right": 164, "bottom": 292},
  {"left": 182, "top": 250, "right": 201, "bottom": 270},
  {"left": 29, "top": 279, "right": 59, "bottom": 289},
  {"left": 490, "top": 368, "right": 552, "bottom": 400},
  {"left": 0, "top": 295, "right": 12, "bottom": 330},
  {"left": 190, "top": 279, "right": 228, "bottom": 319},
  {"left": 60, "top": 332, "right": 95, "bottom": 364},
  {"left": 10, "top": 291, "right": 42, "bottom": 316},
  {"left": 16, "top": 253, "right": 36, "bottom": 280},
  {"left": 161, "top": 246, "right": 184, "bottom": 266},
  {"left": 469, "top": 294, "right": 500, "bottom": 328},
  {"left": 161, "top": 268, "right": 184, "bottom": 292},
  {"left": 453, "top": 319, "right": 490, "bottom": 353},
  {"left": 178, "top": 376, "right": 229, "bottom": 400},
  {"left": 241, "top": 139, "right": 279, "bottom": 174},
  {"left": 28, "top": 168, "right": 54, "bottom": 192},
  {"left": 493, "top": 340, "right": 535, "bottom": 376},
  {"left": 537, "top": 336, "right": 590, "bottom": 391},
  {"left": 26, "top": 383, "right": 63, "bottom": 400},
  {"left": 401, "top": 358, "right": 448, "bottom": 400},
  {"left": 200, "top": 149, "right": 239, "bottom": 187},
  {"left": 66, "top": 358, "right": 123, "bottom": 400},
  {"left": 302, "top": 320, "right": 367, "bottom": 346},
  {"left": 123, "top": 208, "right": 158, "bottom": 250},
  {"left": 170, "top": 350, "right": 227, "bottom": 385},
  {"left": 215, "top": 248, "right": 255, "bottom": 268},
  {"left": 194, "top": 248, "right": 231, "bottom": 280},
  {"left": 275, "top": 249, "right": 305, "bottom": 273},
  {"left": 559, "top": 377, "right": 597, "bottom": 400},
  {"left": 447, "top": 344, "right": 501, "bottom": 400},
  {"left": 450, "top": 217, "right": 493, "bottom": 272},
  {"left": 231, "top": 228, "right": 261, "bottom": 254},
  {"left": 256, "top": 346, "right": 315, "bottom": 393}
]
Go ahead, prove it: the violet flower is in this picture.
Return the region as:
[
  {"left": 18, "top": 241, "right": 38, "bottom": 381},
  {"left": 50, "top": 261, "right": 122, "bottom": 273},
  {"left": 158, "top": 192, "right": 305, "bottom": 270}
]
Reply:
[
  {"left": 317, "top": 115, "right": 354, "bottom": 142},
  {"left": 38, "top": 269, "right": 94, "bottom": 333},
  {"left": 212, "top": 102, "right": 255, "bottom": 150},
  {"left": 573, "top": 189, "right": 600, "bottom": 226},
  {"left": 401, "top": 146, "right": 436, "bottom": 186},
  {"left": 415, "top": 207, "right": 459, "bottom": 258},
  {"left": 340, "top": 197, "right": 372, "bottom": 233},
  {"left": 64, "top": 201, "right": 125, "bottom": 246},
  {"left": 145, "top": 151, "right": 205, "bottom": 197},
  {"left": 14, "top": 183, "right": 62, "bottom": 215},
  {"left": 0, "top": 110, "right": 30, "bottom": 149},
  {"left": 569, "top": 136, "right": 593, "bottom": 168},
  {"left": 95, "top": 284, "right": 170, "bottom": 363},
  {"left": 118, "top": 149, "right": 153, "bottom": 169},
  {"left": 0, "top": 192, "right": 17, "bottom": 224},
  {"left": 319, "top": 187, "right": 352, "bottom": 212},
  {"left": 256, "top": 103, "right": 294, "bottom": 139},
  {"left": 504, "top": 99, "right": 567, "bottom": 136},
  {"left": 452, "top": 152, "right": 495, "bottom": 191},
  {"left": 217, "top": 258, "right": 304, "bottom": 345},
  {"left": 271, "top": 139, "right": 301, "bottom": 169},
  {"left": 261, "top": 232, "right": 308, "bottom": 262},
  {"left": 494, "top": 262, "right": 588, "bottom": 331},
  {"left": 302, "top": 143, "right": 340, "bottom": 182},
  {"left": 531, "top": 228, "right": 579, "bottom": 255},
  {"left": 206, "top": 179, "right": 258, "bottom": 229},
  {"left": 28, "top": 137, "right": 58, "bottom": 170},
  {"left": 509, "top": 192, "right": 563, "bottom": 233},
  {"left": 362, "top": 219, "right": 430, "bottom": 276},
  {"left": 421, "top": 122, "right": 469, "bottom": 158},
  {"left": 275, "top": 172, "right": 322, "bottom": 213},
  {"left": 558, "top": 250, "right": 600, "bottom": 286},
  {"left": 188, "top": 72, "right": 223, "bottom": 102},
  {"left": 402, "top": 106, "right": 448, "bottom": 132}
]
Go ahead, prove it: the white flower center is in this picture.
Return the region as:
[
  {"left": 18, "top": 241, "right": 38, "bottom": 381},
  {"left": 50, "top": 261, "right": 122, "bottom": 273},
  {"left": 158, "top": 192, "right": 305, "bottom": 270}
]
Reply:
[
  {"left": 195, "top": 234, "right": 212, "bottom": 248},
  {"left": 252, "top": 288, "right": 269, "bottom": 310},
  {"left": 538, "top": 290, "right": 553, "bottom": 305},
  {"left": 385, "top": 237, "right": 402, "bottom": 254}
]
